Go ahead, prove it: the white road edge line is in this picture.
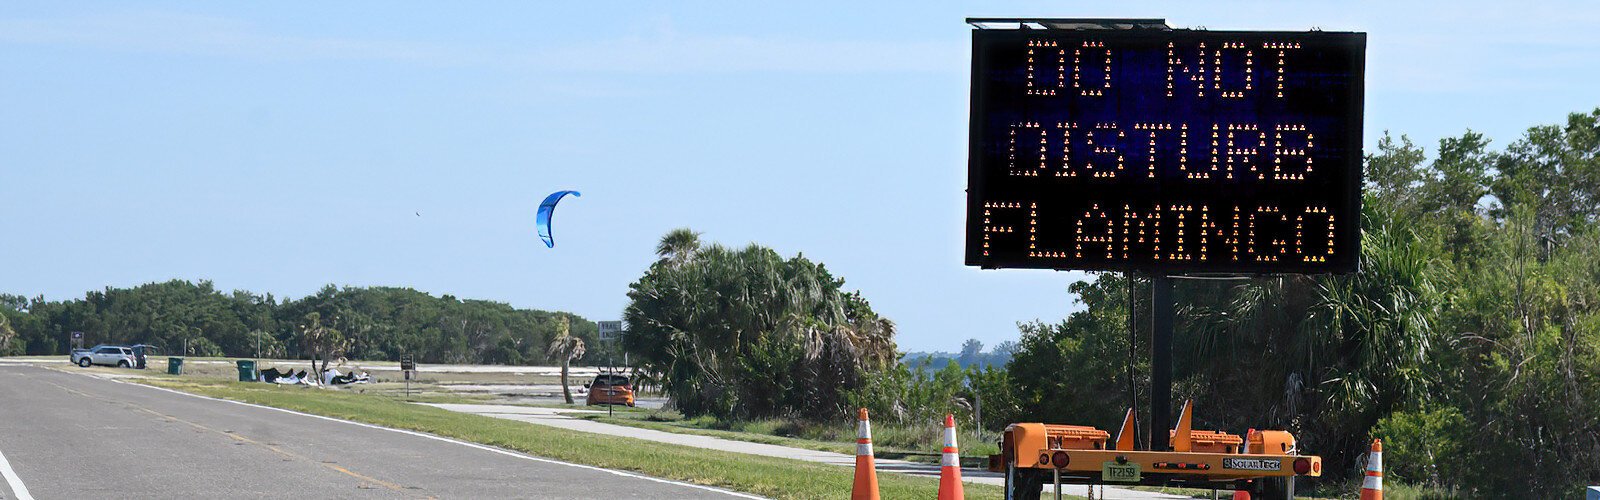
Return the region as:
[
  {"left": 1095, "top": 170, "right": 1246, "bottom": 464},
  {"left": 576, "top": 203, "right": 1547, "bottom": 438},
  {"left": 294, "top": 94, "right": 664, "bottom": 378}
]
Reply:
[
  {"left": 0, "top": 444, "right": 36, "bottom": 500},
  {"left": 92, "top": 375, "right": 763, "bottom": 500}
]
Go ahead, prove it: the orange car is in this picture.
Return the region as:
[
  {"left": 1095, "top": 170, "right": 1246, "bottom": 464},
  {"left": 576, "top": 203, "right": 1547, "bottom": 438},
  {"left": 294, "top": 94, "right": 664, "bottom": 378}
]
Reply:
[{"left": 585, "top": 374, "right": 635, "bottom": 407}]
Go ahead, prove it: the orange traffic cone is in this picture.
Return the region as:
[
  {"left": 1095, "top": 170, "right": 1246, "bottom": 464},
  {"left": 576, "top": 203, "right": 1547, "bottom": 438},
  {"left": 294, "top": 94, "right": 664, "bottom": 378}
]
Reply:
[
  {"left": 1360, "top": 439, "right": 1383, "bottom": 500},
  {"left": 852, "top": 408, "right": 880, "bottom": 500},
  {"left": 938, "top": 414, "right": 964, "bottom": 500}
]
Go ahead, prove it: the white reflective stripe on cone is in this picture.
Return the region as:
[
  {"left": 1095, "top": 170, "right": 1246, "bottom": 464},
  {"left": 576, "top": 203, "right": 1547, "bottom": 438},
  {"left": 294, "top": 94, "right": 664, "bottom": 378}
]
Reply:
[
  {"left": 944, "top": 426, "right": 957, "bottom": 447},
  {"left": 1367, "top": 451, "right": 1382, "bottom": 471},
  {"left": 941, "top": 452, "right": 960, "bottom": 467},
  {"left": 1363, "top": 474, "right": 1383, "bottom": 490},
  {"left": 857, "top": 443, "right": 874, "bottom": 456},
  {"left": 858, "top": 421, "right": 871, "bottom": 439}
]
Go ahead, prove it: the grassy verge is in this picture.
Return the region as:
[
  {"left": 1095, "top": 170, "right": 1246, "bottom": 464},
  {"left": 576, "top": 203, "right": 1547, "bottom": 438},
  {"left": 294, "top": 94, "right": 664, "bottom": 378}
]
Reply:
[
  {"left": 1379, "top": 482, "right": 1460, "bottom": 500},
  {"left": 585, "top": 414, "right": 861, "bottom": 454},
  {"left": 60, "top": 363, "right": 500, "bottom": 405},
  {"left": 582, "top": 410, "right": 1000, "bottom": 467},
  {"left": 138, "top": 378, "right": 1007, "bottom": 499},
  {"left": 7, "top": 355, "right": 573, "bottom": 385}
]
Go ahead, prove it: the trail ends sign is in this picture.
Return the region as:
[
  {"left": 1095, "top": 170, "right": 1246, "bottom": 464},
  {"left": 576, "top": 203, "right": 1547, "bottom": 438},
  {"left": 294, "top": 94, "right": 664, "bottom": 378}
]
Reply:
[
  {"left": 597, "top": 321, "right": 624, "bottom": 342},
  {"left": 966, "top": 25, "right": 1366, "bottom": 274}
]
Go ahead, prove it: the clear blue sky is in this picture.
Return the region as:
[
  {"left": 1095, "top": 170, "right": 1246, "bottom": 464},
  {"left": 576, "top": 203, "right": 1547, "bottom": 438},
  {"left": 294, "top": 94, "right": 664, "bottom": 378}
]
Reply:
[{"left": 2, "top": 1, "right": 1597, "bottom": 352}]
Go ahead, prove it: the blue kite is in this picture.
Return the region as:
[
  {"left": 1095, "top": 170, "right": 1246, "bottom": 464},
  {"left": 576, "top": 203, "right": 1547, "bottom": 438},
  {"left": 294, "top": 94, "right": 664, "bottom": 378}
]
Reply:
[{"left": 536, "top": 190, "right": 581, "bottom": 248}]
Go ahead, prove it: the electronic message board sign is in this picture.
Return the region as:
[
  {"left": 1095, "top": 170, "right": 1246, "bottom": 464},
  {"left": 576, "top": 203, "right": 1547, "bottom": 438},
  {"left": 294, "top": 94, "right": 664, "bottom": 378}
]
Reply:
[{"left": 966, "top": 27, "right": 1365, "bottom": 274}]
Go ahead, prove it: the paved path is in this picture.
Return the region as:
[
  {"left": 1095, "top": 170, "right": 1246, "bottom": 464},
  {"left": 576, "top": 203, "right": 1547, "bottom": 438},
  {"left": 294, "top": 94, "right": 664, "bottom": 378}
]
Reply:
[
  {"left": 424, "top": 403, "right": 1192, "bottom": 500},
  {"left": 0, "top": 363, "right": 754, "bottom": 499}
]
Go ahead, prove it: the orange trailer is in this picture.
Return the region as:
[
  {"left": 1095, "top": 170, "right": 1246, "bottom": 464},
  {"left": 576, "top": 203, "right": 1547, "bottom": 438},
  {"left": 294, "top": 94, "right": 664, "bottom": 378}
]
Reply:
[{"left": 989, "top": 401, "right": 1321, "bottom": 500}]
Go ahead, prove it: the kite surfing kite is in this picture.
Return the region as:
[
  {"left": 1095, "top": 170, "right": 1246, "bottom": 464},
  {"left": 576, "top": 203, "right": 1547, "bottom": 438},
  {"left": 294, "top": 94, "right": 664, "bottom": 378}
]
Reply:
[{"left": 536, "top": 190, "right": 581, "bottom": 248}]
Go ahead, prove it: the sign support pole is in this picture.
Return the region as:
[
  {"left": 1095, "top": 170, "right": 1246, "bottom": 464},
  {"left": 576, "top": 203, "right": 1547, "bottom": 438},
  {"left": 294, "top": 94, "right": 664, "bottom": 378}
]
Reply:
[
  {"left": 401, "top": 354, "right": 416, "bottom": 401},
  {"left": 1149, "top": 274, "right": 1174, "bottom": 452}
]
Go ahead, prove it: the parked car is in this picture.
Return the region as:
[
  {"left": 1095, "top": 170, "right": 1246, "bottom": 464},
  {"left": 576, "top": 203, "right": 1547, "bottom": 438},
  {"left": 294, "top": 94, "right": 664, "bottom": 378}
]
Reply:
[
  {"left": 70, "top": 345, "right": 137, "bottom": 368},
  {"left": 584, "top": 374, "right": 635, "bottom": 407}
]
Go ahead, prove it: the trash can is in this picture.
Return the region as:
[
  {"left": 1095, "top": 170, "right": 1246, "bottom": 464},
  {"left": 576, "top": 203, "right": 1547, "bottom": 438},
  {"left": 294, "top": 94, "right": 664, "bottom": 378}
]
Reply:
[
  {"left": 168, "top": 357, "right": 184, "bottom": 375},
  {"left": 236, "top": 360, "right": 257, "bottom": 382}
]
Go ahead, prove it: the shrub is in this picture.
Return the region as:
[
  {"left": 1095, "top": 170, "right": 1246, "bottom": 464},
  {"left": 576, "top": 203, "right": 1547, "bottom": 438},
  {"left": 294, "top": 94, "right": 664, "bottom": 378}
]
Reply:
[{"left": 1372, "top": 406, "right": 1470, "bottom": 489}]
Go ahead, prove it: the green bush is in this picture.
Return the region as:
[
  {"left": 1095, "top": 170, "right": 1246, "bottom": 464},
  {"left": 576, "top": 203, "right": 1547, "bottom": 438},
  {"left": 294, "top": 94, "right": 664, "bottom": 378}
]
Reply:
[
  {"left": 185, "top": 336, "right": 225, "bottom": 357},
  {"left": 846, "top": 358, "right": 972, "bottom": 429},
  {"left": 623, "top": 236, "right": 898, "bottom": 421},
  {"left": 1372, "top": 406, "right": 1470, "bottom": 489}
]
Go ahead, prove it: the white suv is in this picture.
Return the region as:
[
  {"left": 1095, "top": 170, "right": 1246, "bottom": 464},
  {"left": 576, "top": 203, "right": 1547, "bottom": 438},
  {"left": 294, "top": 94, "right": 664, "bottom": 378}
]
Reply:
[{"left": 71, "top": 345, "right": 136, "bottom": 368}]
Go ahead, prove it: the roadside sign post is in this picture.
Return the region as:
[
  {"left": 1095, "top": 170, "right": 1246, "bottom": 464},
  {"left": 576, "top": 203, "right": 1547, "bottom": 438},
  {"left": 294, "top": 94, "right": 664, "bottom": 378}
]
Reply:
[
  {"left": 1150, "top": 276, "right": 1174, "bottom": 450},
  {"left": 401, "top": 354, "right": 416, "bottom": 400},
  {"left": 598, "top": 320, "right": 626, "bottom": 375},
  {"left": 598, "top": 320, "right": 627, "bottom": 414},
  {"left": 965, "top": 18, "right": 1365, "bottom": 456},
  {"left": 597, "top": 321, "right": 622, "bottom": 342},
  {"left": 71, "top": 331, "right": 83, "bottom": 350}
]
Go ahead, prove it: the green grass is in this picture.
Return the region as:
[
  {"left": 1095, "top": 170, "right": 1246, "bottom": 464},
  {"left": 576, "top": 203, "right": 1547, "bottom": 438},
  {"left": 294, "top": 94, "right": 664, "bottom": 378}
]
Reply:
[
  {"left": 56, "top": 362, "right": 500, "bottom": 405},
  {"left": 1382, "top": 482, "right": 1461, "bottom": 500},
  {"left": 139, "top": 378, "right": 1005, "bottom": 500},
  {"left": 583, "top": 410, "right": 1000, "bottom": 467},
  {"left": 587, "top": 414, "right": 862, "bottom": 454}
]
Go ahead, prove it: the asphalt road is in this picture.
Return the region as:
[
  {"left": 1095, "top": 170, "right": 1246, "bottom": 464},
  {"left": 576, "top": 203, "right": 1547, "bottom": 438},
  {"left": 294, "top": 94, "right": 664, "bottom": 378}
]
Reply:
[{"left": 0, "top": 363, "right": 754, "bottom": 499}]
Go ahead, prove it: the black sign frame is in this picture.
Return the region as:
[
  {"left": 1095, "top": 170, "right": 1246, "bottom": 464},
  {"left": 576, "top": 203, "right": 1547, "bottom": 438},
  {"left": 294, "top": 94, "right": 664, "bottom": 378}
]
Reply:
[{"left": 965, "top": 27, "right": 1366, "bottom": 275}]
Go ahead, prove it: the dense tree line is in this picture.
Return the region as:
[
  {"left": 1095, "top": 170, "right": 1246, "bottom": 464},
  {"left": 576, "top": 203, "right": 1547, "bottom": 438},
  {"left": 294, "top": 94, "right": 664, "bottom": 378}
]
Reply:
[
  {"left": 993, "top": 109, "right": 1600, "bottom": 496},
  {"left": 0, "top": 281, "right": 610, "bottom": 366}
]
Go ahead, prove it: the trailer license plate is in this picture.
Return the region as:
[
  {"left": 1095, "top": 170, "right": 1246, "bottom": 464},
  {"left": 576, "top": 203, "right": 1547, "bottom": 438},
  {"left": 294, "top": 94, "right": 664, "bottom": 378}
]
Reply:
[{"left": 1102, "top": 462, "right": 1141, "bottom": 483}]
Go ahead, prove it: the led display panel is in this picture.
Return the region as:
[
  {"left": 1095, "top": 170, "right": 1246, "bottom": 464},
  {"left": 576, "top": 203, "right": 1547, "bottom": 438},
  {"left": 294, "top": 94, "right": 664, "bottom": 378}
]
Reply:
[{"left": 966, "top": 28, "right": 1365, "bottom": 273}]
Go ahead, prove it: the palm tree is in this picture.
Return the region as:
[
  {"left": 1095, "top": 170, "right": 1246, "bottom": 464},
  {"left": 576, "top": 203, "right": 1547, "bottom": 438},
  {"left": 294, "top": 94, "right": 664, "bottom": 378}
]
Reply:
[
  {"left": 625, "top": 236, "right": 899, "bottom": 419},
  {"left": 298, "top": 312, "right": 347, "bottom": 386},
  {"left": 1182, "top": 215, "right": 1437, "bottom": 472},
  {"left": 656, "top": 228, "right": 702, "bottom": 265},
  {"left": 547, "top": 316, "right": 586, "bottom": 404},
  {"left": 0, "top": 312, "right": 14, "bottom": 354}
]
